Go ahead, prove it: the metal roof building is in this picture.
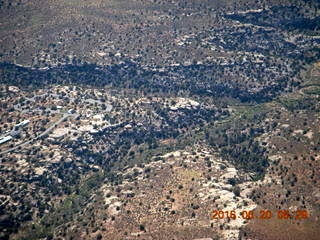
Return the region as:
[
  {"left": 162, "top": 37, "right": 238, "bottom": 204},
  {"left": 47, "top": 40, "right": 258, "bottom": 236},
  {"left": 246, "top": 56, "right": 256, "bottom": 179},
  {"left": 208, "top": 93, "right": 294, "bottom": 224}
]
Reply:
[
  {"left": 15, "top": 120, "right": 30, "bottom": 128},
  {"left": 0, "top": 136, "right": 13, "bottom": 145}
]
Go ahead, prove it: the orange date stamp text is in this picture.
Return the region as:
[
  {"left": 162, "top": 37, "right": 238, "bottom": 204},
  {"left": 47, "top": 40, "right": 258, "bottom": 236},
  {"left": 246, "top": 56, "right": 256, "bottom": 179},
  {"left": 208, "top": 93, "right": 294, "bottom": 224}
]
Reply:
[{"left": 211, "top": 209, "right": 309, "bottom": 220}]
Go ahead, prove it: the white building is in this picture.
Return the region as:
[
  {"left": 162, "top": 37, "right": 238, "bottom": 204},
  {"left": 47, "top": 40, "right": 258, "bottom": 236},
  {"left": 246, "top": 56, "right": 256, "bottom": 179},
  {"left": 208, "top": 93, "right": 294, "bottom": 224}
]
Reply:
[
  {"left": 0, "top": 136, "right": 13, "bottom": 145},
  {"left": 15, "top": 120, "right": 30, "bottom": 128},
  {"left": 68, "top": 109, "right": 75, "bottom": 114}
]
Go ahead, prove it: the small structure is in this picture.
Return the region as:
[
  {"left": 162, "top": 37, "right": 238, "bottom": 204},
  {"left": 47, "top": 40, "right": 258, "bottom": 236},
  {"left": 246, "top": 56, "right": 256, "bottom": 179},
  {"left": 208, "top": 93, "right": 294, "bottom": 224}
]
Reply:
[
  {"left": 0, "top": 136, "right": 13, "bottom": 145},
  {"left": 68, "top": 109, "right": 75, "bottom": 114},
  {"left": 15, "top": 120, "right": 30, "bottom": 128}
]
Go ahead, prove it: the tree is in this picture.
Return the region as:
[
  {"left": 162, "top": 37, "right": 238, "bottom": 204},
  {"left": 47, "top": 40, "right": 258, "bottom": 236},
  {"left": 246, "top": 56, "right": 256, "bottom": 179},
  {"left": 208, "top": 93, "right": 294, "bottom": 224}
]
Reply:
[
  {"left": 96, "top": 233, "right": 102, "bottom": 240},
  {"left": 233, "top": 186, "right": 241, "bottom": 197},
  {"left": 139, "top": 224, "right": 145, "bottom": 231}
]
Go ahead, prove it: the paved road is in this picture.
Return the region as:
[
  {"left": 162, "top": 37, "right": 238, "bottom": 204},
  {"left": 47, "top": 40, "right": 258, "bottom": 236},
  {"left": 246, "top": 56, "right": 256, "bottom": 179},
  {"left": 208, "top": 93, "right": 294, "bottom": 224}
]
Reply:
[{"left": 0, "top": 113, "right": 78, "bottom": 156}]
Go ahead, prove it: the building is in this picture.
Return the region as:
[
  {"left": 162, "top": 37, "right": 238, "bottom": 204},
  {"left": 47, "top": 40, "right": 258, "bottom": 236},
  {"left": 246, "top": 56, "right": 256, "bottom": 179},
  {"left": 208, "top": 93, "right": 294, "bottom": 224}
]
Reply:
[
  {"left": 15, "top": 120, "right": 30, "bottom": 128},
  {"left": 0, "top": 136, "right": 13, "bottom": 145},
  {"left": 68, "top": 109, "right": 75, "bottom": 114}
]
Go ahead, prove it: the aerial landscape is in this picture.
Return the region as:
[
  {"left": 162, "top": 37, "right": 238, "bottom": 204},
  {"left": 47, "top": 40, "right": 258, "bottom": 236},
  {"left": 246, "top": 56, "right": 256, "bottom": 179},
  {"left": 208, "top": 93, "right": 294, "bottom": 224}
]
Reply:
[{"left": 0, "top": 0, "right": 319, "bottom": 239}]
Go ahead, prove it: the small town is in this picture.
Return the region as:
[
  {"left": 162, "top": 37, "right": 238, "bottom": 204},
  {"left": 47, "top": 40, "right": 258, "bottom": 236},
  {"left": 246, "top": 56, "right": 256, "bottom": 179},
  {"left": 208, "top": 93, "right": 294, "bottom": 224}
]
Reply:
[{"left": 0, "top": 0, "right": 319, "bottom": 239}]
